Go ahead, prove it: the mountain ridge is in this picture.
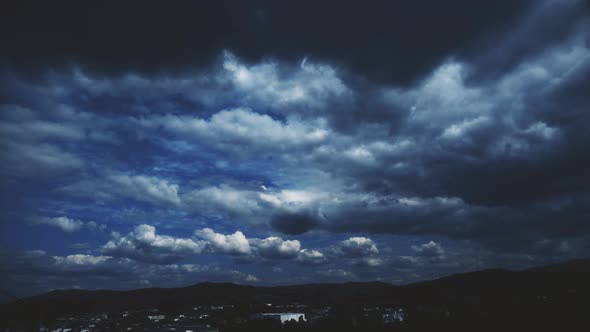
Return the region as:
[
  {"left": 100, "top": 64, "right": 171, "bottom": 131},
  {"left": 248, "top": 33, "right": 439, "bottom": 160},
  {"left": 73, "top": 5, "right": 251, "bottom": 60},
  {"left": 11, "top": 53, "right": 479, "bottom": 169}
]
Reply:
[
  {"left": 2, "top": 258, "right": 589, "bottom": 330},
  {"left": 4, "top": 258, "right": 590, "bottom": 305}
]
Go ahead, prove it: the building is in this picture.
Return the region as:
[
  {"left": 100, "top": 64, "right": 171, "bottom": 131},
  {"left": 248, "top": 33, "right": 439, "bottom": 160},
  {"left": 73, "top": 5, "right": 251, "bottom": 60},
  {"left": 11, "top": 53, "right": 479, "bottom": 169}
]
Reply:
[
  {"left": 253, "top": 313, "right": 306, "bottom": 324},
  {"left": 383, "top": 308, "right": 406, "bottom": 324},
  {"left": 147, "top": 314, "right": 166, "bottom": 321}
]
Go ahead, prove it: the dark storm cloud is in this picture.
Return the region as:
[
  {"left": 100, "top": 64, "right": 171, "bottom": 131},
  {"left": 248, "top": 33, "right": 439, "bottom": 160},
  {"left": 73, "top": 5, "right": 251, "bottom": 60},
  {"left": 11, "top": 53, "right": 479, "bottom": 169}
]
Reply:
[
  {"left": 299, "top": 19, "right": 590, "bottom": 208},
  {"left": 466, "top": 0, "right": 590, "bottom": 82},
  {"left": 270, "top": 211, "right": 319, "bottom": 235},
  {"left": 1, "top": 0, "right": 533, "bottom": 85}
]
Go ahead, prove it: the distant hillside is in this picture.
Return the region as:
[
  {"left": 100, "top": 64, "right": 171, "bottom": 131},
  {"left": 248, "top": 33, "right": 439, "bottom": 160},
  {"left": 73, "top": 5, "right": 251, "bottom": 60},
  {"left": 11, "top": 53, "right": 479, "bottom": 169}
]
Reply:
[
  {"left": 0, "top": 281, "right": 397, "bottom": 320},
  {"left": 527, "top": 258, "right": 590, "bottom": 273},
  {"left": 1, "top": 259, "right": 589, "bottom": 330}
]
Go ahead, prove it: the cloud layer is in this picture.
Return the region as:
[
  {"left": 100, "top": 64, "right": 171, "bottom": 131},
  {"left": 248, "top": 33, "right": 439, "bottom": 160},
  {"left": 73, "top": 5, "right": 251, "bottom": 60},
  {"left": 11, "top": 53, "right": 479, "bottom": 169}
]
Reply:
[{"left": 1, "top": 0, "right": 589, "bottom": 296}]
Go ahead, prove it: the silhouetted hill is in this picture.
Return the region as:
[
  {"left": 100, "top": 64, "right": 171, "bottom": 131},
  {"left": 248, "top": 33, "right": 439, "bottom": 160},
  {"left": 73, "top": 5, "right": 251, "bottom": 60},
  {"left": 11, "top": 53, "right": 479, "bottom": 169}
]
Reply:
[
  {"left": 1, "top": 259, "right": 589, "bottom": 331},
  {"left": 527, "top": 258, "right": 590, "bottom": 273}
]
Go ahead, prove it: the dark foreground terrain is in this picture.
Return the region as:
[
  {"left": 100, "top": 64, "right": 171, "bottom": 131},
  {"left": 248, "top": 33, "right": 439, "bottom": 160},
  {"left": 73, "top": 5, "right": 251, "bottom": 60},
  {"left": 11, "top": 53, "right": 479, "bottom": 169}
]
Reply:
[{"left": 1, "top": 259, "right": 589, "bottom": 331}]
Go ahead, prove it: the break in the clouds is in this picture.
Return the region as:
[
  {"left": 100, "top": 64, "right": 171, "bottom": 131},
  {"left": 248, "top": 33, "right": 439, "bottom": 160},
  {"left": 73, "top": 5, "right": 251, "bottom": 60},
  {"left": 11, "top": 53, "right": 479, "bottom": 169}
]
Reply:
[{"left": 1, "top": 0, "right": 589, "bottom": 297}]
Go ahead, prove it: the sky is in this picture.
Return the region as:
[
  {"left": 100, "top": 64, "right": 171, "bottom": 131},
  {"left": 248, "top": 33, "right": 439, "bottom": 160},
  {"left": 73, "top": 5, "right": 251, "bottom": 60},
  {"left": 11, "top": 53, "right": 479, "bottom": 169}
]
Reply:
[{"left": 1, "top": 0, "right": 589, "bottom": 298}]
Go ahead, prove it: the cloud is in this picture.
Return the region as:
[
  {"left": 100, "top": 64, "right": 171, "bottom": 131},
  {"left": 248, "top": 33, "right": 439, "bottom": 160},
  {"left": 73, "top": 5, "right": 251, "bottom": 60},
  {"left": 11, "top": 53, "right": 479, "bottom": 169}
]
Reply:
[
  {"left": 183, "top": 186, "right": 325, "bottom": 230},
  {"left": 0, "top": 250, "right": 53, "bottom": 275},
  {"left": 221, "top": 52, "right": 349, "bottom": 109},
  {"left": 55, "top": 163, "right": 587, "bottom": 262},
  {"left": 249, "top": 237, "right": 301, "bottom": 260},
  {"left": 0, "top": 104, "right": 118, "bottom": 144},
  {"left": 353, "top": 257, "right": 385, "bottom": 268},
  {"left": 296, "top": 249, "right": 326, "bottom": 265},
  {"left": 137, "top": 107, "right": 330, "bottom": 154},
  {"left": 102, "top": 224, "right": 311, "bottom": 263},
  {"left": 0, "top": 1, "right": 534, "bottom": 84},
  {"left": 30, "top": 216, "right": 106, "bottom": 233},
  {"left": 107, "top": 174, "right": 182, "bottom": 206},
  {"left": 102, "top": 225, "right": 205, "bottom": 264},
  {"left": 54, "top": 254, "right": 111, "bottom": 266},
  {"left": 1, "top": 141, "right": 83, "bottom": 177},
  {"left": 270, "top": 211, "right": 320, "bottom": 235},
  {"left": 1, "top": 0, "right": 590, "bottom": 294},
  {"left": 0, "top": 103, "right": 120, "bottom": 178},
  {"left": 18, "top": 33, "right": 590, "bottom": 261},
  {"left": 182, "top": 185, "right": 268, "bottom": 221},
  {"left": 0, "top": 249, "right": 259, "bottom": 297},
  {"left": 412, "top": 241, "right": 445, "bottom": 258},
  {"left": 61, "top": 174, "right": 182, "bottom": 207},
  {"left": 32, "top": 216, "right": 84, "bottom": 232},
  {"left": 468, "top": 0, "right": 588, "bottom": 81},
  {"left": 0, "top": 250, "right": 122, "bottom": 282},
  {"left": 332, "top": 237, "right": 379, "bottom": 258},
  {"left": 193, "top": 227, "right": 327, "bottom": 262},
  {"left": 195, "top": 228, "right": 251, "bottom": 255}
]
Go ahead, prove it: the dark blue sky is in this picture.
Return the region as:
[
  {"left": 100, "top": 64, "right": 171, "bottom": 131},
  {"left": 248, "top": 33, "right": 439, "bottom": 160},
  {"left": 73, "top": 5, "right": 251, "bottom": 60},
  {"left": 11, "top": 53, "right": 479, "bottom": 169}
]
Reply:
[{"left": 1, "top": 0, "right": 590, "bottom": 298}]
